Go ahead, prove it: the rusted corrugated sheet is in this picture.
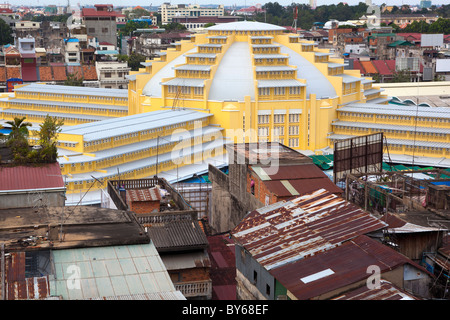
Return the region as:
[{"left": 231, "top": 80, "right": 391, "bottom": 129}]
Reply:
[
  {"left": 231, "top": 188, "right": 388, "bottom": 271},
  {"left": 0, "top": 162, "right": 64, "bottom": 191},
  {"left": 126, "top": 187, "right": 161, "bottom": 202},
  {"left": 264, "top": 178, "right": 342, "bottom": 197},
  {"left": 333, "top": 280, "right": 419, "bottom": 300},
  {"left": 270, "top": 235, "right": 419, "bottom": 300},
  {"left": 5, "top": 252, "right": 50, "bottom": 300}
]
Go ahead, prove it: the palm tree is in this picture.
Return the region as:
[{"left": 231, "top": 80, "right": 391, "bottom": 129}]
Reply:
[{"left": 6, "top": 116, "right": 32, "bottom": 141}]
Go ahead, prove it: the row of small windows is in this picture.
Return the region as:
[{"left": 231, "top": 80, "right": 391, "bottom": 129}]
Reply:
[
  {"left": 258, "top": 113, "right": 300, "bottom": 124},
  {"left": 11, "top": 102, "right": 126, "bottom": 114},
  {"left": 258, "top": 87, "right": 302, "bottom": 96},
  {"left": 167, "top": 85, "right": 204, "bottom": 95},
  {"left": 258, "top": 125, "right": 299, "bottom": 136},
  {"left": 340, "top": 111, "right": 450, "bottom": 123},
  {"left": 21, "top": 91, "right": 127, "bottom": 103},
  {"left": 254, "top": 58, "right": 286, "bottom": 64}
]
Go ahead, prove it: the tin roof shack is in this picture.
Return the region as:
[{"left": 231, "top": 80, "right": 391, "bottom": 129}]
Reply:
[
  {"left": 126, "top": 187, "right": 162, "bottom": 214},
  {"left": 107, "top": 178, "right": 212, "bottom": 300},
  {"left": 0, "top": 162, "right": 66, "bottom": 209},
  {"left": 345, "top": 169, "right": 450, "bottom": 216},
  {"left": 332, "top": 280, "right": 419, "bottom": 300},
  {"left": 208, "top": 142, "right": 342, "bottom": 234},
  {"left": 424, "top": 234, "right": 450, "bottom": 299},
  {"left": 377, "top": 212, "right": 448, "bottom": 264},
  {"left": 0, "top": 206, "right": 186, "bottom": 300},
  {"left": 231, "top": 188, "right": 390, "bottom": 300},
  {"left": 1, "top": 243, "right": 185, "bottom": 300},
  {"left": 231, "top": 188, "right": 435, "bottom": 299}
]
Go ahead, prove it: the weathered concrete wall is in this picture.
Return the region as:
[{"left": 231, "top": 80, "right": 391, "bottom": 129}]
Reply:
[
  {"left": 0, "top": 189, "right": 65, "bottom": 209},
  {"left": 209, "top": 164, "right": 263, "bottom": 234}
]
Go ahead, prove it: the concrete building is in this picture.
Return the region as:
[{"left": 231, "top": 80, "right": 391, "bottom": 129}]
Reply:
[
  {"left": 82, "top": 4, "right": 119, "bottom": 47},
  {"left": 64, "top": 38, "right": 81, "bottom": 65},
  {"left": 208, "top": 142, "right": 342, "bottom": 233},
  {"left": 95, "top": 61, "right": 130, "bottom": 89},
  {"left": 159, "top": 3, "right": 225, "bottom": 25}
]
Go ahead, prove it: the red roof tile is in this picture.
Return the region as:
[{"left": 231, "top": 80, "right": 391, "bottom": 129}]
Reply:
[
  {"left": 352, "top": 60, "right": 366, "bottom": 74},
  {"left": 385, "top": 60, "right": 396, "bottom": 73},
  {"left": 52, "top": 66, "right": 66, "bottom": 81},
  {"left": 361, "top": 61, "right": 378, "bottom": 74},
  {"left": 0, "top": 162, "right": 64, "bottom": 191},
  {"left": 66, "top": 65, "right": 83, "bottom": 79},
  {"left": 39, "top": 66, "right": 53, "bottom": 81},
  {"left": 372, "top": 60, "right": 392, "bottom": 75},
  {"left": 82, "top": 65, "right": 98, "bottom": 80},
  {"left": 6, "top": 66, "right": 21, "bottom": 79}
]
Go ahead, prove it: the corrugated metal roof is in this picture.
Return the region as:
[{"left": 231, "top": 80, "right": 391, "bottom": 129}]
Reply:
[
  {"left": 1, "top": 108, "right": 113, "bottom": 122},
  {"left": 339, "top": 103, "right": 450, "bottom": 119},
  {"left": 255, "top": 66, "right": 297, "bottom": 72},
  {"left": 161, "top": 77, "right": 206, "bottom": 87},
  {"left": 126, "top": 187, "right": 161, "bottom": 203},
  {"left": 89, "top": 291, "right": 186, "bottom": 300},
  {"left": 0, "top": 162, "right": 64, "bottom": 191},
  {"left": 232, "top": 188, "right": 387, "bottom": 271},
  {"left": 174, "top": 64, "right": 212, "bottom": 71},
  {"left": 328, "top": 133, "right": 450, "bottom": 149},
  {"left": 9, "top": 98, "right": 128, "bottom": 111},
  {"left": 4, "top": 252, "right": 51, "bottom": 300},
  {"left": 14, "top": 83, "right": 128, "bottom": 98},
  {"left": 60, "top": 109, "right": 212, "bottom": 141},
  {"left": 271, "top": 235, "right": 422, "bottom": 300},
  {"left": 146, "top": 214, "right": 209, "bottom": 252},
  {"left": 332, "top": 280, "right": 418, "bottom": 300},
  {"left": 251, "top": 164, "right": 343, "bottom": 196},
  {"left": 50, "top": 243, "right": 182, "bottom": 300},
  {"left": 332, "top": 120, "right": 450, "bottom": 135}
]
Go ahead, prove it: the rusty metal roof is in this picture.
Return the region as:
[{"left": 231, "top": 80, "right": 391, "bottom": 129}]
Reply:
[
  {"left": 231, "top": 188, "right": 387, "bottom": 271},
  {"left": 126, "top": 187, "right": 161, "bottom": 202},
  {"left": 270, "top": 235, "right": 426, "bottom": 300},
  {"left": 0, "top": 162, "right": 64, "bottom": 191},
  {"left": 4, "top": 252, "right": 50, "bottom": 300},
  {"left": 332, "top": 280, "right": 419, "bottom": 300},
  {"left": 251, "top": 164, "right": 343, "bottom": 197}
]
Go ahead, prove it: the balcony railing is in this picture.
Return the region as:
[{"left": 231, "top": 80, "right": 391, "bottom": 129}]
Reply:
[{"left": 175, "top": 280, "right": 212, "bottom": 299}]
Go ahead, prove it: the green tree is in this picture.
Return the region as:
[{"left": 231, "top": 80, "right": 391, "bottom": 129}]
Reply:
[
  {"left": 64, "top": 72, "right": 84, "bottom": 86},
  {"left": 127, "top": 53, "right": 146, "bottom": 71},
  {"left": 32, "top": 115, "right": 64, "bottom": 163},
  {"left": 120, "top": 20, "right": 150, "bottom": 36},
  {"left": 6, "top": 116, "right": 32, "bottom": 142},
  {"left": 5, "top": 117, "right": 32, "bottom": 164},
  {"left": 0, "top": 18, "right": 13, "bottom": 46}
]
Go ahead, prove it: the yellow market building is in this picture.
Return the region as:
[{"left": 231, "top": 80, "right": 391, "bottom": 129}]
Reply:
[{"left": 1, "top": 21, "right": 449, "bottom": 202}]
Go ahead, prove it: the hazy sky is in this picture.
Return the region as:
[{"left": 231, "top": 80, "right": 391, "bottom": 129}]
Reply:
[{"left": 7, "top": 0, "right": 450, "bottom": 8}]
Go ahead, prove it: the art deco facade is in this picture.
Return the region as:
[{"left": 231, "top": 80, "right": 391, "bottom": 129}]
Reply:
[{"left": 1, "top": 21, "right": 449, "bottom": 198}]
